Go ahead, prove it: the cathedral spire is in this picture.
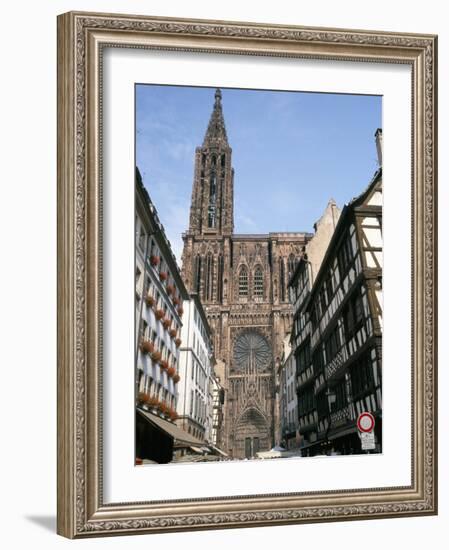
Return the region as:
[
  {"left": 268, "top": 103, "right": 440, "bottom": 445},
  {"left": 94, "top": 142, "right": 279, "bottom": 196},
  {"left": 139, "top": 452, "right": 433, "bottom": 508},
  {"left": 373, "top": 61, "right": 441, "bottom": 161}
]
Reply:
[{"left": 203, "top": 88, "right": 228, "bottom": 146}]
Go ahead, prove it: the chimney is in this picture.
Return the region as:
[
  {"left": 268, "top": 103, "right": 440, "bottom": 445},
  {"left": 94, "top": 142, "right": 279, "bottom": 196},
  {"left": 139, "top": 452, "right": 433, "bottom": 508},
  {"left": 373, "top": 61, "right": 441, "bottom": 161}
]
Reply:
[{"left": 375, "top": 128, "right": 383, "bottom": 167}]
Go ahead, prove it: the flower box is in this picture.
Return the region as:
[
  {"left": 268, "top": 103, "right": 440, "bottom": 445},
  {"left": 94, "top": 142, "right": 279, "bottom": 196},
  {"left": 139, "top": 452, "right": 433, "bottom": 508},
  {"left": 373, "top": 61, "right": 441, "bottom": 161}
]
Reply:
[
  {"left": 137, "top": 392, "right": 147, "bottom": 405},
  {"left": 151, "top": 350, "right": 161, "bottom": 362},
  {"left": 162, "top": 318, "right": 171, "bottom": 330},
  {"left": 167, "top": 366, "right": 176, "bottom": 378},
  {"left": 169, "top": 328, "right": 177, "bottom": 338},
  {"left": 155, "top": 309, "right": 164, "bottom": 320},
  {"left": 159, "top": 271, "right": 168, "bottom": 281},
  {"left": 158, "top": 401, "right": 169, "bottom": 415},
  {"left": 149, "top": 255, "right": 160, "bottom": 267},
  {"left": 140, "top": 339, "right": 154, "bottom": 354},
  {"left": 177, "top": 306, "right": 184, "bottom": 317},
  {"left": 169, "top": 409, "right": 179, "bottom": 422},
  {"left": 148, "top": 396, "right": 159, "bottom": 408},
  {"left": 175, "top": 338, "right": 182, "bottom": 348},
  {"left": 145, "top": 294, "right": 155, "bottom": 307},
  {"left": 159, "top": 359, "right": 169, "bottom": 371},
  {"left": 173, "top": 374, "right": 180, "bottom": 384},
  {"left": 166, "top": 284, "right": 174, "bottom": 295}
]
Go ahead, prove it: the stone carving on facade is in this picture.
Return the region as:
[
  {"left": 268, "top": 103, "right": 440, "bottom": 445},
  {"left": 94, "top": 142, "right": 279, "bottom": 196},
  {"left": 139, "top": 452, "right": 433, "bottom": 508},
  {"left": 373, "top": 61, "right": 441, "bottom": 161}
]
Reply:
[{"left": 181, "top": 89, "right": 311, "bottom": 457}]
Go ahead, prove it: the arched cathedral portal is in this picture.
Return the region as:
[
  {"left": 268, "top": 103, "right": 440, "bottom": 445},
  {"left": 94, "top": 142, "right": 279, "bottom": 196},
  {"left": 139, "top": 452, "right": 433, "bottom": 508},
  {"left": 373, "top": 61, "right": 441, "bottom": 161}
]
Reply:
[{"left": 181, "top": 88, "right": 311, "bottom": 455}]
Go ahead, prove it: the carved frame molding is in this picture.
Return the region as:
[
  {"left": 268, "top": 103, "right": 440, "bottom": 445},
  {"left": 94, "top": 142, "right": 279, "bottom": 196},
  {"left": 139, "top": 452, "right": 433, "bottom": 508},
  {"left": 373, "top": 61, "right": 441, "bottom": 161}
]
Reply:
[{"left": 57, "top": 11, "right": 437, "bottom": 538}]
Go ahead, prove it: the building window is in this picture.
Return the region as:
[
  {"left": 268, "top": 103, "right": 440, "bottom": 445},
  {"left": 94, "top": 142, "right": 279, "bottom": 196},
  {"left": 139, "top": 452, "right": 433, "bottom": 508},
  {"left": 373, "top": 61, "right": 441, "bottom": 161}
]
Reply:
[
  {"left": 149, "top": 238, "right": 155, "bottom": 257},
  {"left": 205, "top": 253, "right": 214, "bottom": 301},
  {"left": 298, "top": 385, "right": 315, "bottom": 416},
  {"left": 141, "top": 320, "right": 148, "bottom": 339},
  {"left": 288, "top": 254, "right": 296, "bottom": 277},
  {"left": 316, "top": 390, "right": 328, "bottom": 419},
  {"left": 343, "top": 286, "right": 365, "bottom": 338},
  {"left": 138, "top": 224, "right": 145, "bottom": 250},
  {"left": 254, "top": 266, "right": 264, "bottom": 297},
  {"left": 194, "top": 255, "right": 202, "bottom": 293},
  {"left": 208, "top": 205, "right": 216, "bottom": 228},
  {"left": 238, "top": 266, "right": 248, "bottom": 297},
  {"left": 331, "top": 379, "right": 347, "bottom": 412},
  {"left": 295, "top": 339, "right": 311, "bottom": 375},
  {"left": 217, "top": 255, "right": 224, "bottom": 303},
  {"left": 325, "top": 326, "right": 341, "bottom": 364},
  {"left": 338, "top": 232, "right": 354, "bottom": 276},
  {"left": 279, "top": 258, "right": 285, "bottom": 301},
  {"left": 350, "top": 352, "right": 375, "bottom": 399},
  {"left": 312, "top": 344, "right": 325, "bottom": 374},
  {"left": 209, "top": 171, "right": 217, "bottom": 202}
]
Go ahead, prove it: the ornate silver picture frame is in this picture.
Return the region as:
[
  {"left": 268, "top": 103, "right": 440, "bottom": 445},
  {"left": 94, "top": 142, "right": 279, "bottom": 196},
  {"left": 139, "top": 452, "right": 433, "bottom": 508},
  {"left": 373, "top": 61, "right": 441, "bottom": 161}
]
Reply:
[{"left": 57, "top": 11, "right": 437, "bottom": 538}]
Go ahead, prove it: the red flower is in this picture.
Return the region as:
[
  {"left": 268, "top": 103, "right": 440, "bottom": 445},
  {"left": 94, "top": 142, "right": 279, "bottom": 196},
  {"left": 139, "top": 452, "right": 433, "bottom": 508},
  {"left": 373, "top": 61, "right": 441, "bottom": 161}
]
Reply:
[
  {"left": 148, "top": 396, "right": 159, "bottom": 408},
  {"left": 151, "top": 350, "right": 161, "bottom": 362},
  {"left": 159, "top": 359, "right": 169, "bottom": 371},
  {"left": 145, "top": 295, "right": 155, "bottom": 307},
  {"left": 162, "top": 318, "right": 171, "bottom": 330},
  {"left": 140, "top": 339, "right": 154, "bottom": 354},
  {"left": 155, "top": 309, "right": 164, "bottom": 320},
  {"left": 166, "top": 284, "right": 174, "bottom": 295},
  {"left": 159, "top": 401, "right": 169, "bottom": 415},
  {"left": 173, "top": 374, "right": 180, "bottom": 384},
  {"left": 175, "top": 338, "right": 182, "bottom": 348},
  {"left": 169, "top": 328, "right": 177, "bottom": 338},
  {"left": 159, "top": 271, "right": 168, "bottom": 281},
  {"left": 137, "top": 392, "right": 147, "bottom": 404},
  {"left": 167, "top": 366, "right": 176, "bottom": 378},
  {"left": 150, "top": 255, "right": 160, "bottom": 267}
]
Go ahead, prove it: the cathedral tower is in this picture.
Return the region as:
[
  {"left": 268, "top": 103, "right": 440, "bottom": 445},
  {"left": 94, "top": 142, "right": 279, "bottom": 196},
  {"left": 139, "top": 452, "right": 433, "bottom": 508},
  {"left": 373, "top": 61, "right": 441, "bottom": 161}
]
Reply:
[
  {"left": 182, "top": 89, "right": 233, "bottom": 308},
  {"left": 181, "top": 88, "right": 311, "bottom": 458},
  {"left": 187, "top": 89, "right": 234, "bottom": 236}
]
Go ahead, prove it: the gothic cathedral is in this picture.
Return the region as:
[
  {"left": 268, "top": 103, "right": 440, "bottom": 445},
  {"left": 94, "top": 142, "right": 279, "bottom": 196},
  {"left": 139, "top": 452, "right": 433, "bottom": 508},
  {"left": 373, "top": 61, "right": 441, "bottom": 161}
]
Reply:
[{"left": 181, "top": 89, "right": 311, "bottom": 458}]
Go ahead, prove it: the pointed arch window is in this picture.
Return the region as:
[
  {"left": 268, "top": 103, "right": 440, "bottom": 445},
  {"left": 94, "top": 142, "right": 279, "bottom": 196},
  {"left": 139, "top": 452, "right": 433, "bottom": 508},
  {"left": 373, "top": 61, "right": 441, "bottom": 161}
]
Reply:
[
  {"left": 217, "top": 255, "right": 224, "bottom": 303},
  {"left": 205, "top": 253, "right": 214, "bottom": 301},
  {"left": 209, "top": 171, "right": 217, "bottom": 202},
  {"left": 238, "top": 266, "right": 248, "bottom": 297},
  {"left": 288, "top": 254, "right": 296, "bottom": 277},
  {"left": 194, "top": 255, "right": 202, "bottom": 293},
  {"left": 279, "top": 258, "right": 285, "bottom": 302},
  {"left": 254, "top": 266, "right": 264, "bottom": 297},
  {"left": 208, "top": 206, "right": 216, "bottom": 228}
]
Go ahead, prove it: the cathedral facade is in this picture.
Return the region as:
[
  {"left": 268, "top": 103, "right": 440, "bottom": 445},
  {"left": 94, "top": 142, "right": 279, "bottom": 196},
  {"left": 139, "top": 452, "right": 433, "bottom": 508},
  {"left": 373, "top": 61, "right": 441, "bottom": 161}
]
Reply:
[{"left": 181, "top": 89, "right": 312, "bottom": 458}]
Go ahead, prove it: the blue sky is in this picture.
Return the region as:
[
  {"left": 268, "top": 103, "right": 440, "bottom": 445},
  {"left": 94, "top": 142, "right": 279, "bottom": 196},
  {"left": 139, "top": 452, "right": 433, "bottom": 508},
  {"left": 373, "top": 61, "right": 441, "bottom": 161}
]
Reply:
[{"left": 136, "top": 85, "right": 381, "bottom": 263}]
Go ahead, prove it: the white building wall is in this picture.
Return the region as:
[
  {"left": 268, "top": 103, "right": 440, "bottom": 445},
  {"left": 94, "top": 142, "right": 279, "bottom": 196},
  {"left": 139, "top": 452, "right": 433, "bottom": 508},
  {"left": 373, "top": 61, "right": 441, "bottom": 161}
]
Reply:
[
  {"left": 177, "top": 298, "right": 215, "bottom": 441},
  {"left": 135, "top": 214, "right": 185, "bottom": 419}
]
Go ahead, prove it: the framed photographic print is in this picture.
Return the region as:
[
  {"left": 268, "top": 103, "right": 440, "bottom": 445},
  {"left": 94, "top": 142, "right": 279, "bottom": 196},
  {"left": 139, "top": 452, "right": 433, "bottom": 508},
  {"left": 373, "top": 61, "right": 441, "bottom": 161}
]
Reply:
[{"left": 57, "top": 11, "right": 438, "bottom": 538}]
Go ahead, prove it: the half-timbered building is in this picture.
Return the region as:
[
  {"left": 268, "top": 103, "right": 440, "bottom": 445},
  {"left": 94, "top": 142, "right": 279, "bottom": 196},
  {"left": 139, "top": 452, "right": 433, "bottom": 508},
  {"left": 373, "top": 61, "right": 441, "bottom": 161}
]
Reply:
[{"left": 290, "top": 130, "right": 383, "bottom": 455}]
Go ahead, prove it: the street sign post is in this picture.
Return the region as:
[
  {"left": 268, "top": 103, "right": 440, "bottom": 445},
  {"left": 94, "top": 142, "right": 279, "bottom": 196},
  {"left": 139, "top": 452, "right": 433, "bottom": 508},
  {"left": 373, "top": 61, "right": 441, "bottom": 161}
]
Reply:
[
  {"left": 357, "top": 411, "right": 375, "bottom": 433},
  {"left": 357, "top": 412, "right": 376, "bottom": 451},
  {"left": 360, "top": 432, "right": 376, "bottom": 450}
]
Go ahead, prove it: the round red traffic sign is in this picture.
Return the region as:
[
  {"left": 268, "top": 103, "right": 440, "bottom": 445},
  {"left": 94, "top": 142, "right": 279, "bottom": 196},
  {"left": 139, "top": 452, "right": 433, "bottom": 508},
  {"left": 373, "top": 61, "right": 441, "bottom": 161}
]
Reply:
[{"left": 357, "top": 412, "right": 375, "bottom": 433}]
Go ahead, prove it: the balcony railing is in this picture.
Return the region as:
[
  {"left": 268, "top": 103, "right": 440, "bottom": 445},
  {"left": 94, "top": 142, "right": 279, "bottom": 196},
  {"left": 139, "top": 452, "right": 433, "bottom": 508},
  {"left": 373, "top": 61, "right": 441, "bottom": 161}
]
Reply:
[
  {"left": 329, "top": 405, "right": 352, "bottom": 429},
  {"left": 325, "top": 348, "right": 347, "bottom": 381}
]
